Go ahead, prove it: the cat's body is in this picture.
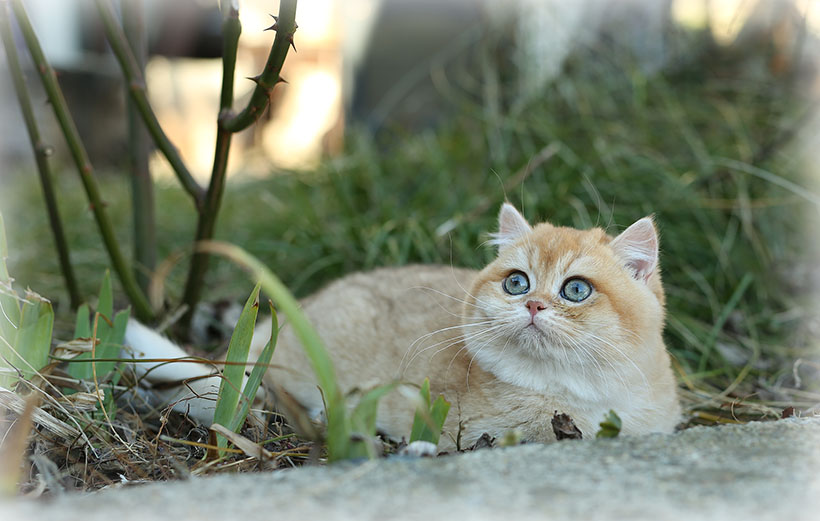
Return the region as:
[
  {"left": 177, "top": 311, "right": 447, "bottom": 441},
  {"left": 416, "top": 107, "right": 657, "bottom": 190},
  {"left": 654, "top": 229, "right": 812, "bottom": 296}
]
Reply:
[{"left": 125, "top": 204, "right": 681, "bottom": 450}]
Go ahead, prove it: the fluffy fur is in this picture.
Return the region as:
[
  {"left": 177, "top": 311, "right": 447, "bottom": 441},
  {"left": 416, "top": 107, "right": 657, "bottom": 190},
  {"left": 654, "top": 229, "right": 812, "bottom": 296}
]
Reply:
[
  {"left": 125, "top": 204, "right": 681, "bottom": 450},
  {"left": 246, "top": 204, "right": 680, "bottom": 449}
]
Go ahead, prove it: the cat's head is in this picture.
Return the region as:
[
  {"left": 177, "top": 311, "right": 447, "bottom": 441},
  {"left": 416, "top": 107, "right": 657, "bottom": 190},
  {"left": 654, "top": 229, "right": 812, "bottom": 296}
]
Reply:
[{"left": 464, "top": 203, "right": 667, "bottom": 394}]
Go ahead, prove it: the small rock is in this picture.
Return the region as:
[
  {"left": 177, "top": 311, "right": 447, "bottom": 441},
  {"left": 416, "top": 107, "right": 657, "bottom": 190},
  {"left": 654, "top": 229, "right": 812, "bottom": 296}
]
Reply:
[{"left": 398, "top": 440, "right": 438, "bottom": 458}]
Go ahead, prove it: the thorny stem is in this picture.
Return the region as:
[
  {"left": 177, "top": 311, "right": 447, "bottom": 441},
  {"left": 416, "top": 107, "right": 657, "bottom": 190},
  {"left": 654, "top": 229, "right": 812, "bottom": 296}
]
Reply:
[
  {"left": 178, "top": 2, "right": 242, "bottom": 334},
  {"left": 220, "top": 0, "right": 298, "bottom": 133},
  {"left": 93, "top": 0, "right": 205, "bottom": 208},
  {"left": 179, "top": 0, "right": 298, "bottom": 335},
  {"left": 121, "top": 0, "right": 156, "bottom": 294},
  {"left": 0, "top": 2, "right": 82, "bottom": 309},
  {"left": 9, "top": 0, "right": 154, "bottom": 321}
]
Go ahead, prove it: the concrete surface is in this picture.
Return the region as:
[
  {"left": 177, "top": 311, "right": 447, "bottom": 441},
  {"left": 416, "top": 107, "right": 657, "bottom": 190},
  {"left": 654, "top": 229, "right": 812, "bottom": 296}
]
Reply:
[{"left": 4, "top": 417, "right": 820, "bottom": 521}]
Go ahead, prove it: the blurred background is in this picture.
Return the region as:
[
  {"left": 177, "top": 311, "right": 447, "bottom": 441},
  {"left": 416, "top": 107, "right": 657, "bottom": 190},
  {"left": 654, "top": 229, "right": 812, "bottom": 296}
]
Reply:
[
  {"left": 3, "top": 0, "right": 820, "bottom": 174},
  {"left": 1, "top": 0, "right": 819, "bottom": 413}
]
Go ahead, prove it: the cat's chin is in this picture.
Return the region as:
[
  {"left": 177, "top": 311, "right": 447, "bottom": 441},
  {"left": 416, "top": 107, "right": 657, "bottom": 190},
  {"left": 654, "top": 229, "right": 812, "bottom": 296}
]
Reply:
[{"left": 468, "top": 342, "right": 618, "bottom": 402}]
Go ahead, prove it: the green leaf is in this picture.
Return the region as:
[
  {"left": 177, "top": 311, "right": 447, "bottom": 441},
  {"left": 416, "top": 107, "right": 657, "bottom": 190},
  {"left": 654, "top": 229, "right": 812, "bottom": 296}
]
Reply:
[
  {"left": 94, "top": 271, "right": 114, "bottom": 348},
  {"left": 348, "top": 382, "right": 399, "bottom": 459},
  {"left": 0, "top": 214, "right": 21, "bottom": 389},
  {"left": 213, "top": 282, "right": 261, "bottom": 451},
  {"left": 66, "top": 277, "right": 130, "bottom": 400},
  {"left": 0, "top": 287, "right": 20, "bottom": 390},
  {"left": 13, "top": 291, "right": 53, "bottom": 381},
  {"left": 0, "top": 213, "right": 8, "bottom": 281},
  {"left": 228, "top": 303, "right": 278, "bottom": 433},
  {"left": 596, "top": 410, "right": 622, "bottom": 439},
  {"left": 73, "top": 303, "right": 90, "bottom": 339},
  {"left": 106, "top": 308, "right": 130, "bottom": 388},
  {"left": 409, "top": 377, "right": 450, "bottom": 445},
  {"left": 198, "top": 242, "right": 350, "bottom": 461}
]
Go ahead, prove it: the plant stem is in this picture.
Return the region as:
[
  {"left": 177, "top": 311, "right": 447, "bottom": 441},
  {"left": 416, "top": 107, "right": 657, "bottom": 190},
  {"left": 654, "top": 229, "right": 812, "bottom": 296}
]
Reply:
[
  {"left": 220, "top": 0, "right": 298, "bottom": 133},
  {"left": 178, "top": 3, "right": 241, "bottom": 334},
  {"left": 121, "top": 0, "right": 156, "bottom": 294},
  {"left": 93, "top": 0, "right": 205, "bottom": 208},
  {"left": 0, "top": 3, "right": 82, "bottom": 310},
  {"left": 9, "top": 0, "right": 154, "bottom": 321},
  {"left": 179, "top": 0, "right": 298, "bottom": 334}
]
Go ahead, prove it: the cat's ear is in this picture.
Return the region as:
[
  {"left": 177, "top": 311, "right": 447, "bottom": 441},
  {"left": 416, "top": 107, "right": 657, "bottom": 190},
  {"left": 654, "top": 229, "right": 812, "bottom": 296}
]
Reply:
[
  {"left": 489, "top": 203, "right": 532, "bottom": 250},
  {"left": 611, "top": 217, "right": 658, "bottom": 282}
]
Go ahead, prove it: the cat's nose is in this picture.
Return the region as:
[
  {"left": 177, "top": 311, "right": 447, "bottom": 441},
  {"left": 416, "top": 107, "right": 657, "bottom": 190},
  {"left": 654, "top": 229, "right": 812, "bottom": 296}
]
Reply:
[{"left": 525, "top": 300, "right": 546, "bottom": 317}]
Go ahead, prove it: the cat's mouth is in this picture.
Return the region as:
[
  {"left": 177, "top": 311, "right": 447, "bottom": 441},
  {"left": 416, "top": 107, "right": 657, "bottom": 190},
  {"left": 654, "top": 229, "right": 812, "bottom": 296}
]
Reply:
[{"left": 525, "top": 321, "right": 546, "bottom": 334}]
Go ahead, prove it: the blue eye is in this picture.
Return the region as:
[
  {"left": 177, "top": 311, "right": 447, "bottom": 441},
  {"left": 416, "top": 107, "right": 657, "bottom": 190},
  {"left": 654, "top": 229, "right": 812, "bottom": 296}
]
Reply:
[
  {"left": 561, "top": 278, "right": 592, "bottom": 302},
  {"left": 503, "top": 271, "right": 530, "bottom": 295}
]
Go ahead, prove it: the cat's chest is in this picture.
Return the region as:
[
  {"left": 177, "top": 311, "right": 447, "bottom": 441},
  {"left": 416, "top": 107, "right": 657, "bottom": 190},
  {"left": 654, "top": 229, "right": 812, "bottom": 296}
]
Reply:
[{"left": 447, "top": 371, "right": 646, "bottom": 444}]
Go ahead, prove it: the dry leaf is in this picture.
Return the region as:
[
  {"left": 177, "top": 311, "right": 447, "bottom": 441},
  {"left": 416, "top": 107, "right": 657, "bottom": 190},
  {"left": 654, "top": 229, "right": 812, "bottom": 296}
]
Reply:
[
  {"left": 552, "top": 411, "right": 583, "bottom": 440},
  {"left": 0, "top": 388, "right": 80, "bottom": 440},
  {"left": 210, "top": 423, "right": 272, "bottom": 461}
]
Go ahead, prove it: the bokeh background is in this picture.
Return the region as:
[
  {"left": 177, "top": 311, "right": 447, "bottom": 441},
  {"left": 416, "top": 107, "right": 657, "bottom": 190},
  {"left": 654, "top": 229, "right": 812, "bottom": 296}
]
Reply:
[{"left": 1, "top": 0, "right": 819, "bottom": 416}]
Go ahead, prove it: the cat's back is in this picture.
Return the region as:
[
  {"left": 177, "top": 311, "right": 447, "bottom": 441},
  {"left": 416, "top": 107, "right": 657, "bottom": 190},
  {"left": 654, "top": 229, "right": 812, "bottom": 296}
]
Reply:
[{"left": 261, "top": 265, "right": 476, "bottom": 401}]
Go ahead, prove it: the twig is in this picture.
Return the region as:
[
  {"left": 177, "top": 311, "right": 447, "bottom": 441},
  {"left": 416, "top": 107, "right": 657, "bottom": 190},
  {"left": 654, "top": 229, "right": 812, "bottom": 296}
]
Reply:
[
  {"left": 93, "top": 0, "right": 205, "bottom": 207},
  {"left": 179, "top": 0, "right": 298, "bottom": 335},
  {"left": 121, "top": 0, "right": 156, "bottom": 293},
  {"left": 220, "top": 0, "right": 298, "bottom": 133},
  {"left": 0, "top": 3, "right": 82, "bottom": 309},
  {"left": 177, "top": 2, "right": 241, "bottom": 334},
  {"left": 9, "top": 0, "right": 154, "bottom": 322}
]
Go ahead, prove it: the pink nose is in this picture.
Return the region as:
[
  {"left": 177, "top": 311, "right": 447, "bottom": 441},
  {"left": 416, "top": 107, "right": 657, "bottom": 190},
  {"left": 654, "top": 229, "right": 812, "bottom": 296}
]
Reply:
[{"left": 526, "top": 300, "right": 546, "bottom": 317}]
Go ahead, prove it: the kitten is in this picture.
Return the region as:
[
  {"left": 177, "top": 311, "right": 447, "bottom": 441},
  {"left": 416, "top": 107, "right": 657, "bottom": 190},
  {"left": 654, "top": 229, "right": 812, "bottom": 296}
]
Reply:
[{"left": 125, "top": 204, "right": 681, "bottom": 450}]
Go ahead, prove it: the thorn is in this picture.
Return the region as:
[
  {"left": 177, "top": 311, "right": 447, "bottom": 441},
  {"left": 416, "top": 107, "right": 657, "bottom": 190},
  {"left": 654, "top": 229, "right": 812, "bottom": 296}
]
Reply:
[
  {"left": 287, "top": 35, "right": 297, "bottom": 52},
  {"left": 276, "top": 76, "right": 288, "bottom": 85},
  {"left": 264, "top": 22, "right": 279, "bottom": 32},
  {"left": 246, "top": 74, "right": 263, "bottom": 85}
]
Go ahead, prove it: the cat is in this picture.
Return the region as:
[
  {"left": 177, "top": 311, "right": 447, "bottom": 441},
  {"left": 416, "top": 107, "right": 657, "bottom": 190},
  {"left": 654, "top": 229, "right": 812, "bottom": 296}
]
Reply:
[{"left": 124, "top": 203, "right": 681, "bottom": 450}]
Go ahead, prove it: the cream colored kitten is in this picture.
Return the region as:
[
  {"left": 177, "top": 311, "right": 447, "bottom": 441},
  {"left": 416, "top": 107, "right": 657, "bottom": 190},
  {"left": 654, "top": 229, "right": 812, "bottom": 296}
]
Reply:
[{"left": 125, "top": 204, "right": 681, "bottom": 450}]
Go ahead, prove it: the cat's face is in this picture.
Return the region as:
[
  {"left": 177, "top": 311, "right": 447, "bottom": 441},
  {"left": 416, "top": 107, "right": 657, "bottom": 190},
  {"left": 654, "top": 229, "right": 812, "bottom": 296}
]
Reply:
[{"left": 464, "top": 204, "right": 666, "bottom": 394}]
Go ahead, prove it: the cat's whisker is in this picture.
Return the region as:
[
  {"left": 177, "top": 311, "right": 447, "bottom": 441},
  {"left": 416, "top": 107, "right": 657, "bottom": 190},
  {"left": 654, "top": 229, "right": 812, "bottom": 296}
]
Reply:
[
  {"left": 408, "top": 285, "right": 486, "bottom": 310},
  {"left": 461, "top": 330, "right": 510, "bottom": 391},
  {"left": 404, "top": 319, "right": 497, "bottom": 357},
  {"left": 401, "top": 322, "right": 504, "bottom": 376},
  {"left": 443, "top": 328, "right": 509, "bottom": 390},
  {"left": 582, "top": 331, "right": 651, "bottom": 391},
  {"left": 401, "top": 319, "right": 498, "bottom": 369},
  {"left": 445, "top": 274, "right": 504, "bottom": 313}
]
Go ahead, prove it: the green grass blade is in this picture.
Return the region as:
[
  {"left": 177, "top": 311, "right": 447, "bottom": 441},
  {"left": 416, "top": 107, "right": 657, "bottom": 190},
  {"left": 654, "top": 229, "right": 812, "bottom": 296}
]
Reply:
[
  {"left": 349, "top": 382, "right": 399, "bottom": 458},
  {"left": 14, "top": 291, "right": 53, "bottom": 380},
  {"left": 0, "top": 215, "right": 22, "bottom": 389},
  {"left": 68, "top": 277, "right": 108, "bottom": 382},
  {"left": 409, "top": 378, "right": 432, "bottom": 442},
  {"left": 213, "top": 282, "right": 261, "bottom": 451},
  {"left": 198, "top": 241, "right": 350, "bottom": 461},
  {"left": 0, "top": 213, "right": 8, "bottom": 281},
  {"left": 0, "top": 289, "right": 19, "bottom": 390},
  {"left": 106, "top": 308, "right": 130, "bottom": 388},
  {"left": 73, "top": 303, "right": 90, "bottom": 339},
  {"left": 409, "top": 377, "right": 450, "bottom": 445},
  {"left": 94, "top": 307, "right": 130, "bottom": 380},
  {"left": 427, "top": 395, "right": 450, "bottom": 445},
  {"left": 229, "top": 303, "right": 278, "bottom": 433},
  {"left": 697, "top": 272, "right": 754, "bottom": 373},
  {"left": 95, "top": 270, "right": 114, "bottom": 347},
  {"left": 67, "top": 275, "right": 129, "bottom": 393}
]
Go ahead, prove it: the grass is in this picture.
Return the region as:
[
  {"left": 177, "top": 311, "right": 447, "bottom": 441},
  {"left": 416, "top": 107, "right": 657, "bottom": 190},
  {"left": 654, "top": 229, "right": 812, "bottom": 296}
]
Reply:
[{"left": 1, "top": 16, "right": 819, "bottom": 491}]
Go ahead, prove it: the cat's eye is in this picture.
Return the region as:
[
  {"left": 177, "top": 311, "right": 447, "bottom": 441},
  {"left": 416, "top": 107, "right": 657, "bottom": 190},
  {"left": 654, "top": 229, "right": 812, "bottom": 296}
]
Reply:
[
  {"left": 503, "top": 271, "right": 530, "bottom": 295},
  {"left": 561, "top": 278, "right": 592, "bottom": 302}
]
